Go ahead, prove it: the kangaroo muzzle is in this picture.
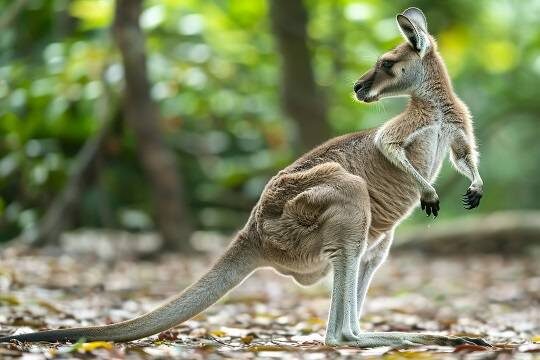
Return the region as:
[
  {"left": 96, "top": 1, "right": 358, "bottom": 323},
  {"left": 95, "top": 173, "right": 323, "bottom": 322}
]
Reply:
[{"left": 353, "top": 70, "right": 377, "bottom": 103}]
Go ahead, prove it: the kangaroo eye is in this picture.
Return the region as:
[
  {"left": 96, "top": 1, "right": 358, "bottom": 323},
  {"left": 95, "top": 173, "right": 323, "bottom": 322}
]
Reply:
[{"left": 381, "top": 60, "right": 394, "bottom": 69}]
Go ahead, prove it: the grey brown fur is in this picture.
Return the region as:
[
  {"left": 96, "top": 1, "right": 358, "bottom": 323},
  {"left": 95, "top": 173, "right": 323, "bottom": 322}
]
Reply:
[{"left": 0, "top": 8, "right": 486, "bottom": 347}]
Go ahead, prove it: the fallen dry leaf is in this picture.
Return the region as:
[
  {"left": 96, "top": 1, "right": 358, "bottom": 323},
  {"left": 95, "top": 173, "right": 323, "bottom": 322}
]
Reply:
[
  {"left": 248, "top": 344, "right": 296, "bottom": 352},
  {"left": 453, "top": 344, "right": 489, "bottom": 353},
  {"left": 157, "top": 330, "right": 179, "bottom": 341},
  {"left": 209, "top": 329, "right": 227, "bottom": 337},
  {"left": 241, "top": 335, "right": 254, "bottom": 344},
  {"left": 0, "top": 234, "right": 538, "bottom": 359},
  {"left": 77, "top": 341, "right": 113, "bottom": 353},
  {"left": 0, "top": 294, "right": 20, "bottom": 306}
]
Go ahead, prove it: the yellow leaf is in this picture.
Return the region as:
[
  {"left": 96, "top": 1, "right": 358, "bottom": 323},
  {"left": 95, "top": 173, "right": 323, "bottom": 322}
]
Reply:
[
  {"left": 532, "top": 335, "right": 540, "bottom": 343},
  {"left": 241, "top": 335, "right": 254, "bottom": 345},
  {"left": 248, "top": 345, "right": 294, "bottom": 352},
  {"left": 47, "top": 349, "right": 58, "bottom": 357},
  {"left": 0, "top": 294, "right": 20, "bottom": 306},
  {"left": 385, "top": 351, "right": 435, "bottom": 359},
  {"left": 209, "top": 330, "right": 227, "bottom": 337},
  {"left": 37, "top": 300, "right": 63, "bottom": 314},
  {"left": 306, "top": 316, "right": 325, "bottom": 326},
  {"left": 78, "top": 341, "right": 113, "bottom": 352},
  {"left": 199, "top": 344, "right": 216, "bottom": 352}
]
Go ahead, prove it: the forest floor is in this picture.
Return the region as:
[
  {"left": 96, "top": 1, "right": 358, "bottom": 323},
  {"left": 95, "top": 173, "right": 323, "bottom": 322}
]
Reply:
[{"left": 0, "top": 231, "right": 539, "bottom": 359}]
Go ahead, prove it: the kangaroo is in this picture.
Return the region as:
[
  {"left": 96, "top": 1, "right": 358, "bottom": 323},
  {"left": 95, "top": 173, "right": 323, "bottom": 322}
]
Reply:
[{"left": 0, "top": 8, "right": 487, "bottom": 347}]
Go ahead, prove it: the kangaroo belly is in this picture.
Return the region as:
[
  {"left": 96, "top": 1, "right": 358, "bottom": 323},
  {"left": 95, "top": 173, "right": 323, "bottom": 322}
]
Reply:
[{"left": 362, "top": 151, "right": 419, "bottom": 235}]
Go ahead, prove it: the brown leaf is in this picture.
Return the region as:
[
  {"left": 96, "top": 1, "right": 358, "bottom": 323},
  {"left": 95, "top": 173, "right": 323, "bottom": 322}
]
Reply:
[
  {"left": 453, "top": 344, "right": 489, "bottom": 353},
  {"left": 157, "top": 330, "right": 178, "bottom": 341},
  {"left": 209, "top": 329, "right": 227, "bottom": 337},
  {"left": 248, "top": 345, "right": 296, "bottom": 352},
  {"left": 240, "top": 335, "right": 254, "bottom": 344}
]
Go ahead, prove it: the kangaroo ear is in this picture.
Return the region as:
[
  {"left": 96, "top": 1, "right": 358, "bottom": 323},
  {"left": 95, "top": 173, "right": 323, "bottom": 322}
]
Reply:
[
  {"left": 402, "top": 7, "right": 427, "bottom": 33},
  {"left": 396, "top": 8, "right": 430, "bottom": 58}
]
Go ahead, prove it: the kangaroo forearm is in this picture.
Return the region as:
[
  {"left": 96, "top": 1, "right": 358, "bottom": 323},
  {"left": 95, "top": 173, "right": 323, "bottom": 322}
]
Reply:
[
  {"left": 379, "top": 142, "right": 433, "bottom": 193},
  {"left": 451, "top": 150, "right": 482, "bottom": 187},
  {"left": 452, "top": 156, "right": 473, "bottom": 180},
  {"left": 450, "top": 126, "right": 483, "bottom": 186}
]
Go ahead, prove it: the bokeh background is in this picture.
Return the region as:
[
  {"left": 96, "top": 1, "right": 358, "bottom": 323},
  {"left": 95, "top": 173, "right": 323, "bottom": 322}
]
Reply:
[{"left": 1, "top": 0, "right": 539, "bottom": 251}]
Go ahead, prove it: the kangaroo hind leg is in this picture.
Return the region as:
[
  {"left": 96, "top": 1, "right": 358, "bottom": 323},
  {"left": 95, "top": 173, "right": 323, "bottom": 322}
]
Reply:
[{"left": 321, "top": 174, "right": 371, "bottom": 345}]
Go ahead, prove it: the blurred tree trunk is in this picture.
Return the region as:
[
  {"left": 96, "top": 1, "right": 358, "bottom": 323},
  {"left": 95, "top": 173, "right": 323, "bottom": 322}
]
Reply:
[
  {"left": 26, "top": 107, "right": 115, "bottom": 247},
  {"left": 113, "top": 0, "right": 194, "bottom": 253},
  {"left": 269, "top": 0, "right": 329, "bottom": 151}
]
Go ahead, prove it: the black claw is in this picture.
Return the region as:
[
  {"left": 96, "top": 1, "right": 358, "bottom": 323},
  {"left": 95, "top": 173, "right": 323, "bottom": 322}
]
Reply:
[
  {"left": 420, "top": 198, "right": 440, "bottom": 217},
  {"left": 462, "top": 188, "right": 482, "bottom": 210}
]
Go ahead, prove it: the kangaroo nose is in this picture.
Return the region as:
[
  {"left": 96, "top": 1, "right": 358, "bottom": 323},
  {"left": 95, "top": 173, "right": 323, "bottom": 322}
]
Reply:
[{"left": 353, "top": 82, "right": 363, "bottom": 93}]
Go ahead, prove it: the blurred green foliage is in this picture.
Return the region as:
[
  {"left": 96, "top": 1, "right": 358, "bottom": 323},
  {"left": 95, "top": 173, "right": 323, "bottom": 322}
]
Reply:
[{"left": 1, "top": 0, "right": 539, "bottom": 241}]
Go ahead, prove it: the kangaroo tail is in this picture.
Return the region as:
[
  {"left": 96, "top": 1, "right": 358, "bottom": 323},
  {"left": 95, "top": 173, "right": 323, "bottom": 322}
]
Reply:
[{"left": 0, "top": 235, "right": 260, "bottom": 343}]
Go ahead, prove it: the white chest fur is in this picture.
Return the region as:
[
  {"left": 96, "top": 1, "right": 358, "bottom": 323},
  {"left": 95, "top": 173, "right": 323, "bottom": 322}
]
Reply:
[{"left": 403, "top": 121, "right": 454, "bottom": 181}]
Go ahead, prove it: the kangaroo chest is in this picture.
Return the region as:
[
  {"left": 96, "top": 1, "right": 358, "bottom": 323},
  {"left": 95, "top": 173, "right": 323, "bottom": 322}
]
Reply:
[{"left": 405, "top": 121, "right": 453, "bottom": 181}]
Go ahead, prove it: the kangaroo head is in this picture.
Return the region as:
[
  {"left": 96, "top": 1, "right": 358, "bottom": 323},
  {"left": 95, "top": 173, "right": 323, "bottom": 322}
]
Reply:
[{"left": 354, "top": 7, "right": 435, "bottom": 103}]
